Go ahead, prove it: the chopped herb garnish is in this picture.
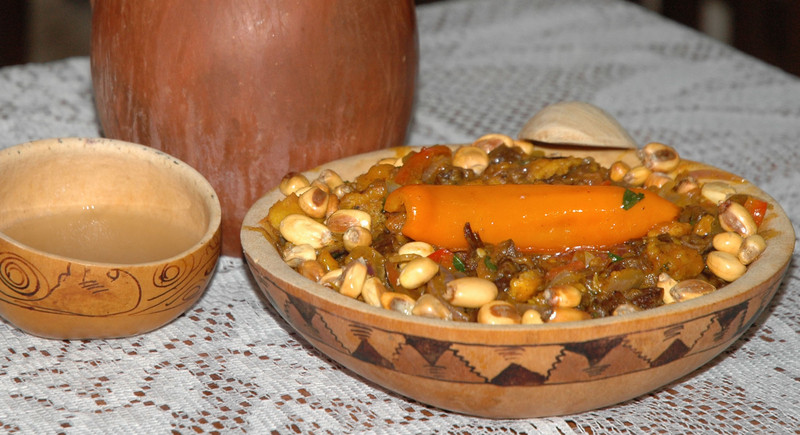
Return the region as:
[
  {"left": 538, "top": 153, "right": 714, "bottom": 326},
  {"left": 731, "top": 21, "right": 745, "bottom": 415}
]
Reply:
[
  {"left": 484, "top": 255, "right": 498, "bottom": 271},
  {"left": 622, "top": 188, "right": 645, "bottom": 210},
  {"left": 608, "top": 252, "right": 623, "bottom": 262},
  {"left": 453, "top": 255, "right": 466, "bottom": 272}
]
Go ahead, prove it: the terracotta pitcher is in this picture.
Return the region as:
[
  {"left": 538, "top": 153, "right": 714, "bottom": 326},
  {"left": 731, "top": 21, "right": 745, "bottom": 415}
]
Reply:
[{"left": 91, "top": 0, "right": 418, "bottom": 256}]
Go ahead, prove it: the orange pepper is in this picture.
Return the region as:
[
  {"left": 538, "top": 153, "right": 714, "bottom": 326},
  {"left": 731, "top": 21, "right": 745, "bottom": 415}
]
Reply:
[
  {"left": 743, "top": 196, "right": 768, "bottom": 227},
  {"left": 393, "top": 145, "right": 452, "bottom": 185},
  {"left": 384, "top": 184, "right": 681, "bottom": 253},
  {"left": 427, "top": 248, "right": 454, "bottom": 266}
]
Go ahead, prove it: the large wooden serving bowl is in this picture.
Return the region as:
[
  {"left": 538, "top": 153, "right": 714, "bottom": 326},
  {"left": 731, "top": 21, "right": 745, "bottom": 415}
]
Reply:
[{"left": 241, "top": 145, "right": 794, "bottom": 418}]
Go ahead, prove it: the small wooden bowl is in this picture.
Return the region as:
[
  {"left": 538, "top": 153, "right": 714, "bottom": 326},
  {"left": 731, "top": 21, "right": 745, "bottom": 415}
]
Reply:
[
  {"left": 241, "top": 146, "right": 794, "bottom": 418},
  {"left": 0, "top": 138, "right": 222, "bottom": 339}
]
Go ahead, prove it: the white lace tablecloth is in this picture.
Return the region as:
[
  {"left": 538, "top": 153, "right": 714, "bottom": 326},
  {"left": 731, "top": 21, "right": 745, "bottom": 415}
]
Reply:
[{"left": 1, "top": 0, "right": 799, "bottom": 433}]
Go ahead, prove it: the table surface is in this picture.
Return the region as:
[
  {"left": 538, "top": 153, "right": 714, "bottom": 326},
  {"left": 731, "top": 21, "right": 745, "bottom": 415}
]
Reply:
[{"left": 1, "top": 0, "right": 799, "bottom": 433}]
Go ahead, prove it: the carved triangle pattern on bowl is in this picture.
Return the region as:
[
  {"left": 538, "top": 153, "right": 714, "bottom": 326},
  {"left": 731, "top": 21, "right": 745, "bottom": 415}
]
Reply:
[{"left": 258, "top": 273, "right": 772, "bottom": 387}]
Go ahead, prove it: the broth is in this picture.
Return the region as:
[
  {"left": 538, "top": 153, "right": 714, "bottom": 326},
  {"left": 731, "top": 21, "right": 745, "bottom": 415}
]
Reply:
[{"left": 1, "top": 207, "right": 201, "bottom": 264}]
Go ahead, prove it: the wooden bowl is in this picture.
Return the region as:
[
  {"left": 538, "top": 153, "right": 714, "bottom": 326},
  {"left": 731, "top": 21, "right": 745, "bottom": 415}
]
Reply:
[
  {"left": 0, "top": 138, "right": 222, "bottom": 339},
  {"left": 240, "top": 146, "right": 794, "bottom": 418}
]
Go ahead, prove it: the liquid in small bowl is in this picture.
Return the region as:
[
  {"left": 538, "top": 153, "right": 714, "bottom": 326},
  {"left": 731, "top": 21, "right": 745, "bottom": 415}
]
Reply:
[{"left": 2, "top": 206, "right": 200, "bottom": 264}]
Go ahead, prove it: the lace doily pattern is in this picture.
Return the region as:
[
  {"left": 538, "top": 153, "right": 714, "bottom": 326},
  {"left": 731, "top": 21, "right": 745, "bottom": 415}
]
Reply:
[{"left": 1, "top": 0, "right": 799, "bottom": 432}]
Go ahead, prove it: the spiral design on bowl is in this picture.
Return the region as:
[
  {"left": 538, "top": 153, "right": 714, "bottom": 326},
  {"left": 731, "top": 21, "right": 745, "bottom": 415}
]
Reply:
[
  {"left": 0, "top": 252, "right": 50, "bottom": 301},
  {"left": 140, "top": 240, "right": 219, "bottom": 314},
  {"left": 154, "top": 262, "right": 186, "bottom": 288}
]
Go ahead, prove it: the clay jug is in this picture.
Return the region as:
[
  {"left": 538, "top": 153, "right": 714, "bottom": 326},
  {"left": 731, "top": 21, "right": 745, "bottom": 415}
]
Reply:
[{"left": 90, "top": 0, "right": 418, "bottom": 256}]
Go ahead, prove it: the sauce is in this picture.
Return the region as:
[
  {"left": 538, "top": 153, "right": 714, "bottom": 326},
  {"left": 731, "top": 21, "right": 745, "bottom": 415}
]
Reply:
[{"left": 1, "top": 207, "right": 201, "bottom": 264}]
